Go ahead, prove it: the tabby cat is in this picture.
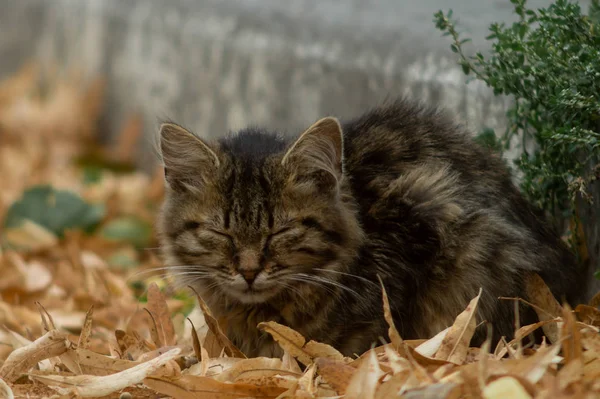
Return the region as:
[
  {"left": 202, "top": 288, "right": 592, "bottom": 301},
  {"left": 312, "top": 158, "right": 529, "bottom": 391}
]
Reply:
[{"left": 157, "top": 99, "right": 587, "bottom": 358}]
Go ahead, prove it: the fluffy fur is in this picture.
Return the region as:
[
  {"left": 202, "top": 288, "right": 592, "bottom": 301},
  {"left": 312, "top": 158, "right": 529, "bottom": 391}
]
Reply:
[{"left": 157, "top": 99, "right": 588, "bottom": 358}]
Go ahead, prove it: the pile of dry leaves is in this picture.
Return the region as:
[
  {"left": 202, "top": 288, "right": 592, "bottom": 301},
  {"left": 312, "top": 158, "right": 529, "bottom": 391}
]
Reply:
[{"left": 0, "top": 63, "right": 599, "bottom": 399}]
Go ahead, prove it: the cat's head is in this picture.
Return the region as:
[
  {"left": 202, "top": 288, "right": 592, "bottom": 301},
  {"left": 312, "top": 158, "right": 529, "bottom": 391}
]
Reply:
[{"left": 157, "top": 117, "right": 363, "bottom": 305}]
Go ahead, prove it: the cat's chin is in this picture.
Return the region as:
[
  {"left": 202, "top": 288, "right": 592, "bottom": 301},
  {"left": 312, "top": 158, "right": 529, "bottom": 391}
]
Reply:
[{"left": 226, "top": 288, "right": 278, "bottom": 304}]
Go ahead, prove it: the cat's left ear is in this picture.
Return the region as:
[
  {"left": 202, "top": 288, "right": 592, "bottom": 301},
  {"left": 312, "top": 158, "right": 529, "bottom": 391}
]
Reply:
[{"left": 281, "top": 117, "right": 344, "bottom": 187}]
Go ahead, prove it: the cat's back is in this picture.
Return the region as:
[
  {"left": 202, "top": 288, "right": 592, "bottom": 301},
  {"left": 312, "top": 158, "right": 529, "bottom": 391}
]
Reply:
[
  {"left": 338, "top": 99, "right": 585, "bottom": 338},
  {"left": 341, "top": 99, "right": 512, "bottom": 208}
]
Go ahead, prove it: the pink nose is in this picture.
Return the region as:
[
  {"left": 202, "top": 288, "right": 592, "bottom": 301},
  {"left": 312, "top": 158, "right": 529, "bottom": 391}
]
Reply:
[
  {"left": 238, "top": 249, "right": 260, "bottom": 284},
  {"left": 241, "top": 269, "right": 258, "bottom": 284}
]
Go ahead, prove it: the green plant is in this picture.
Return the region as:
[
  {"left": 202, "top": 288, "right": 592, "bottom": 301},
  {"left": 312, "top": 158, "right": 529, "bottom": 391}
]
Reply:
[{"left": 434, "top": 0, "right": 600, "bottom": 265}]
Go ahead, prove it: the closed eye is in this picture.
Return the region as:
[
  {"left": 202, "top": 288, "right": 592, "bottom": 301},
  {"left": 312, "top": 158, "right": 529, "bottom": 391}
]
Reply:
[
  {"left": 268, "top": 226, "right": 292, "bottom": 238},
  {"left": 184, "top": 221, "right": 201, "bottom": 230},
  {"left": 183, "top": 221, "right": 233, "bottom": 242},
  {"left": 207, "top": 228, "right": 234, "bottom": 246}
]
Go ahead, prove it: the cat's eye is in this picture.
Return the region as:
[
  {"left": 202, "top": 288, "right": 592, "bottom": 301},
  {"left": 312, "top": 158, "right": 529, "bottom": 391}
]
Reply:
[
  {"left": 184, "top": 221, "right": 201, "bottom": 230},
  {"left": 207, "top": 228, "right": 233, "bottom": 240},
  {"left": 269, "top": 226, "right": 292, "bottom": 238}
]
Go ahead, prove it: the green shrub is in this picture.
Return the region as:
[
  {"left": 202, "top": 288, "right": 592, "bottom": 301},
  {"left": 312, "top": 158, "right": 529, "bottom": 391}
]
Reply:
[{"left": 434, "top": 0, "right": 600, "bottom": 269}]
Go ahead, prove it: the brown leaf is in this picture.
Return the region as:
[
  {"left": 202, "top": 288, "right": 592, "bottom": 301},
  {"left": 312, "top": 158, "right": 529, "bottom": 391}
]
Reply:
[
  {"left": 404, "top": 383, "right": 461, "bottom": 399},
  {"left": 483, "top": 376, "right": 532, "bottom": 399},
  {"left": 258, "top": 321, "right": 345, "bottom": 366},
  {"left": 60, "top": 347, "right": 138, "bottom": 375},
  {"left": 31, "top": 347, "right": 181, "bottom": 397},
  {"left": 315, "top": 357, "right": 356, "bottom": 395},
  {"left": 146, "top": 282, "right": 177, "bottom": 346},
  {"left": 344, "top": 348, "right": 383, "bottom": 399},
  {"left": 507, "top": 343, "right": 562, "bottom": 384},
  {"left": 213, "top": 357, "right": 289, "bottom": 383},
  {"left": 144, "top": 374, "right": 287, "bottom": 399},
  {"left": 191, "top": 288, "right": 246, "bottom": 358},
  {"left": 0, "top": 377, "right": 14, "bottom": 399},
  {"left": 509, "top": 318, "right": 562, "bottom": 347},
  {"left": 188, "top": 317, "right": 202, "bottom": 362},
  {"left": 561, "top": 304, "right": 583, "bottom": 365},
  {"left": 77, "top": 305, "right": 94, "bottom": 350},
  {"left": 434, "top": 288, "right": 482, "bottom": 364},
  {"left": 0, "top": 329, "right": 69, "bottom": 382},
  {"left": 525, "top": 273, "right": 562, "bottom": 343},
  {"left": 378, "top": 275, "right": 403, "bottom": 349},
  {"left": 575, "top": 304, "right": 600, "bottom": 327}
]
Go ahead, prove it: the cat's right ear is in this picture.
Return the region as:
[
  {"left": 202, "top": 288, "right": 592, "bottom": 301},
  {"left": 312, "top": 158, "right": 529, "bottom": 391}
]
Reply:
[{"left": 159, "top": 123, "right": 220, "bottom": 192}]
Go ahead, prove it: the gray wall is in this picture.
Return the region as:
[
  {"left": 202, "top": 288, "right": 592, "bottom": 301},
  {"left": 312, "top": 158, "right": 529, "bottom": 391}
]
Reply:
[{"left": 2, "top": 0, "right": 577, "bottom": 168}]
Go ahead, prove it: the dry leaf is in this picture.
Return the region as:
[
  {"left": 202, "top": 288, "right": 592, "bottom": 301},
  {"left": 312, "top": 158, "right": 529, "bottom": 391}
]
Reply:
[
  {"left": 0, "top": 377, "right": 14, "bottom": 399},
  {"left": 258, "top": 321, "right": 345, "bottom": 366},
  {"left": 525, "top": 273, "right": 562, "bottom": 343},
  {"left": 575, "top": 304, "right": 600, "bottom": 327},
  {"left": 30, "top": 347, "right": 181, "bottom": 397},
  {"left": 344, "top": 347, "right": 384, "bottom": 399},
  {"left": 561, "top": 304, "right": 583, "bottom": 365},
  {"left": 315, "top": 357, "right": 356, "bottom": 395},
  {"left": 191, "top": 289, "right": 246, "bottom": 359},
  {"left": 378, "top": 275, "right": 404, "bottom": 349},
  {"left": 147, "top": 282, "right": 177, "bottom": 346},
  {"left": 483, "top": 376, "right": 532, "bottom": 399},
  {"left": 144, "top": 374, "right": 287, "bottom": 398},
  {"left": 0, "top": 329, "right": 70, "bottom": 382},
  {"left": 434, "top": 288, "right": 482, "bottom": 364},
  {"left": 416, "top": 327, "right": 450, "bottom": 358},
  {"left": 77, "top": 305, "right": 94, "bottom": 350},
  {"left": 508, "top": 343, "right": 562, "bottom": 384}
]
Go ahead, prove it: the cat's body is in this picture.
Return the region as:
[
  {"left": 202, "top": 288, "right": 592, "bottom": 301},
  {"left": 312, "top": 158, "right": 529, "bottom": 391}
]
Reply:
[{"left": 158, "top": 99, "right": 587, "bottom": 358}]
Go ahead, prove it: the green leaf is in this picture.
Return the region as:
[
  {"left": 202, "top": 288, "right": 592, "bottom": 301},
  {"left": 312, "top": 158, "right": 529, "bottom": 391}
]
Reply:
[
  {"left": 100, "top": 216, "right": 153, "bottom": 248},
  {"left": 4, "top": 185, "right": 105, "bottom": 237}
]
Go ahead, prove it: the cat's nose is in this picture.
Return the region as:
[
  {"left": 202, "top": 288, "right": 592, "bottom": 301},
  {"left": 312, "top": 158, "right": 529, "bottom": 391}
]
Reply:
[
  {"left": 237, "top": 249, "right": 260, "bottom": 285},
  {"left": 241, "top": 269, "right": 258, "bottom": 284}
]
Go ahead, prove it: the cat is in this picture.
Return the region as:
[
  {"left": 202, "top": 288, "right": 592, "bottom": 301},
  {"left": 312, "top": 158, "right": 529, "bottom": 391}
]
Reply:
[{"left": 157, "top": 98, "right": 588, "bottom": 358}]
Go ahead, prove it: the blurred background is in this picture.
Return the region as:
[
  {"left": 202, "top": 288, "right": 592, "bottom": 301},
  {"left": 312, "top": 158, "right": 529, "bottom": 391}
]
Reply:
[{"left": 3, "top": 0, "right": 587, "bottom": 170}]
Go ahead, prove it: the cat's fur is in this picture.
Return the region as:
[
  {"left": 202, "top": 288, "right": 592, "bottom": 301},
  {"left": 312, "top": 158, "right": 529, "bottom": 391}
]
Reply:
[{"left": 157, "top": 99, "right": 587, "bottom": 358}]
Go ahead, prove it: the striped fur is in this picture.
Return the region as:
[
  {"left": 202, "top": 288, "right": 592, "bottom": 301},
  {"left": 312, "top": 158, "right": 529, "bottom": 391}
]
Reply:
[{"left": 157, "top": 99, "right": 588, "bottom": 357}]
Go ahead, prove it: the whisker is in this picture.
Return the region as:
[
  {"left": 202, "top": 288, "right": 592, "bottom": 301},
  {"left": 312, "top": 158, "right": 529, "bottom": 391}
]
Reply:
[
  {"left": 313, "top": 268, "right": 379, "bottom": 288},
  {"left": 126, "top": 265, "right": 216, "bottom": 281},
  {"left": 283, "top": 275, "right": 340, "bottom": 298},
  {"left": 291, "top": 273, "right": 361, "bottom": 298}
]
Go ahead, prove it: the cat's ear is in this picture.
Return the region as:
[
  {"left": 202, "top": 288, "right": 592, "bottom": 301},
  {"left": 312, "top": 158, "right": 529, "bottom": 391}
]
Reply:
[
  {"left": 159, "top": 122, "right": 220, "bottom": 192},
  {"left": 281, "top": 117, "right": 344, "bottom": 191}
]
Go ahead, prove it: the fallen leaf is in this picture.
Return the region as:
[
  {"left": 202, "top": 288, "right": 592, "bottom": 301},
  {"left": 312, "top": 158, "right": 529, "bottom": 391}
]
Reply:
[
  {"left": 258, "top": 321, "right": 345, "bottom": 366},
  {"left": 434, "top": 288, "right": 482, "bottom": 364},
  {"left": 575, "top": 304, "right": 600, "bottom": 327},
  {"left": 144, "top": 374, "right": 287, "bottom": 398},
  {"left": 191, "top": 288, "right": 246, "bottom": 359},
  {"left": 344, "top": 346, "right": 384, "bottom": 399},
  {"left": 315, "top": 357, "right": 356, "bottom": 395},
  {"left": 0, "top": 377, "right": 14, "bottom": 399},
  {"left": 561, "top": 304, "right": 583, "bottom": 365},
  {"left": 378, "top": 275, "right": 403, "bottom": 349},
  {"left": 507, "top": 343, "right": 562, "bottom": 384},
  {"left": 30, "top": 347, "right": 181, "bottom": 397},
  {"left": 146, "top": 282, "right": 177, "bottom": 346},
  {"left": 483, "top": 376, "right": 532, "bottom": 399},
  {"left": 525, "top": 273, "right": 562, "bottom": 343},
  {"left": 415, "top": 327, "right": 450, "bottom": 357},
  {"left": 0, "top": 329, "right": 70, "bottom": 382},
  {"left": 78, "top": 305, "right": 94, "bottom": 350}
]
